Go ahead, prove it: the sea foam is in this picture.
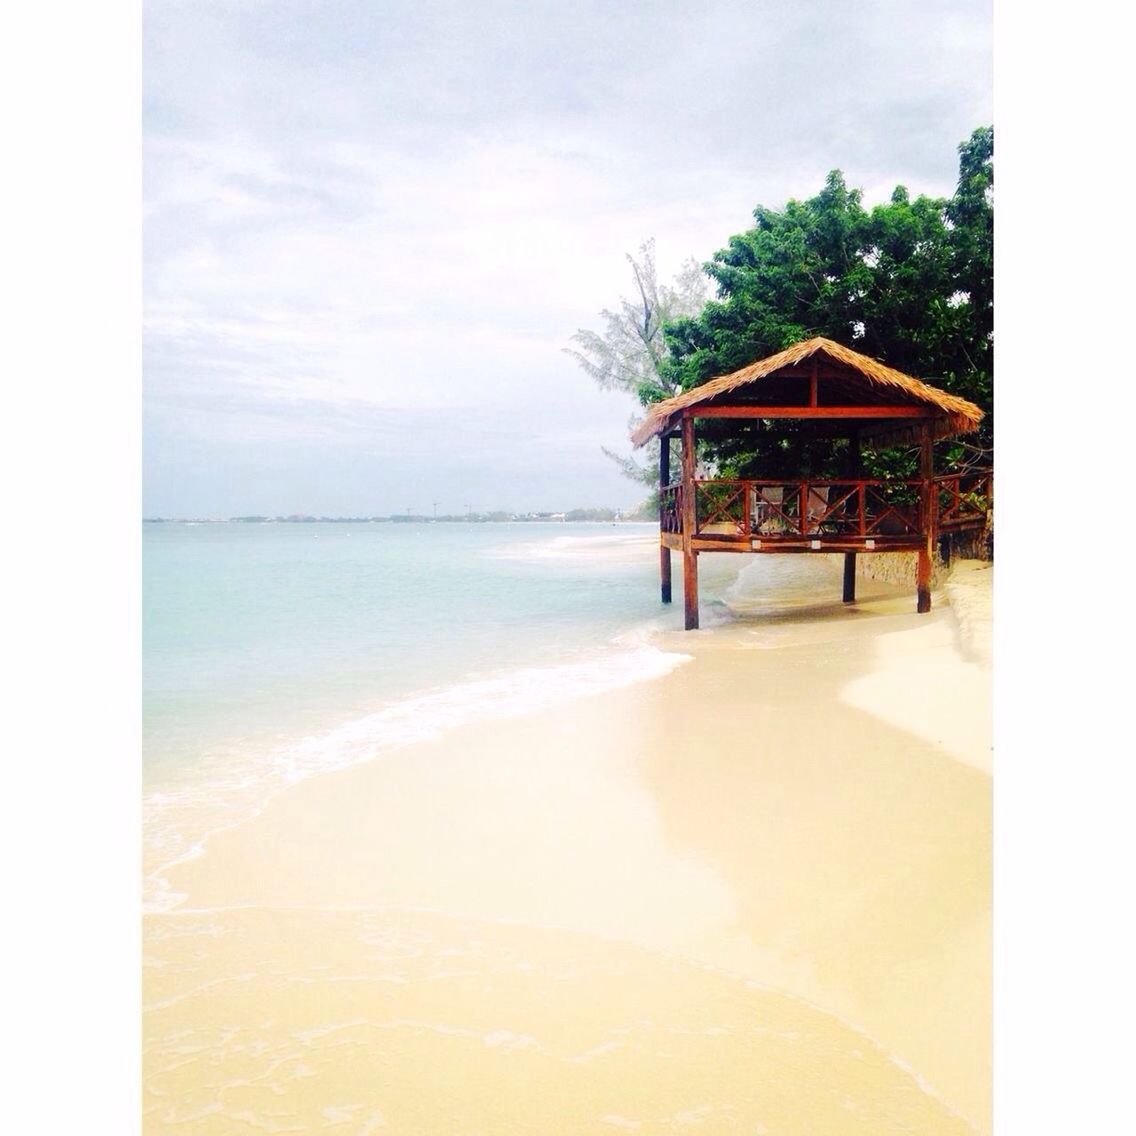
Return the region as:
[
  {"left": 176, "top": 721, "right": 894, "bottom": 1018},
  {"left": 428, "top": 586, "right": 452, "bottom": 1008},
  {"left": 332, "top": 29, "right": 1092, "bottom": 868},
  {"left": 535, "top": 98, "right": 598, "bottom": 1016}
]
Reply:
[
  {"left": 274, "top": 645, "right": 692, "bottom": 783},
  {"left": 484, "top": 530, "right": 657, "bottom": 566},
  {"left": 144, "top": 644, "right": 691, "bottom": 913}
]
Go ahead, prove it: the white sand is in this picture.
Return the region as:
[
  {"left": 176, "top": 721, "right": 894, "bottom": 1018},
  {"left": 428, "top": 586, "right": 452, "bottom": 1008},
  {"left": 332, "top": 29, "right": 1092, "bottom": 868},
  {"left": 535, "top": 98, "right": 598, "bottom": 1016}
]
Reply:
[{"left": 144, "top": 563, "right": 992, "bottom": 1134}]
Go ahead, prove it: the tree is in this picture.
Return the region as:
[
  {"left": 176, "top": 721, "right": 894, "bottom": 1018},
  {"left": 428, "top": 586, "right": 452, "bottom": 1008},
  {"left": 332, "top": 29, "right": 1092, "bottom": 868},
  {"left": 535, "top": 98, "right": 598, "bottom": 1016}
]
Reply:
[
  {"left": 659, "top": 127, "right": 994, "bottom": 478},
  {"left": 941, "top": 126, "right": 993, "bottom": 466},
  {"left": 567, "top": 239, "right": 709, "bottom": 487}
]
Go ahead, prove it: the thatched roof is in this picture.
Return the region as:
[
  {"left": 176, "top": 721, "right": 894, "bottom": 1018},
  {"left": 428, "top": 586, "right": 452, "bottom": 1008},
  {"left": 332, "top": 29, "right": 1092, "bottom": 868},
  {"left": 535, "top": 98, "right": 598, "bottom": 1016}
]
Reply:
[{"left": 630, "top": 337, "right": 984, "bottom": 447}]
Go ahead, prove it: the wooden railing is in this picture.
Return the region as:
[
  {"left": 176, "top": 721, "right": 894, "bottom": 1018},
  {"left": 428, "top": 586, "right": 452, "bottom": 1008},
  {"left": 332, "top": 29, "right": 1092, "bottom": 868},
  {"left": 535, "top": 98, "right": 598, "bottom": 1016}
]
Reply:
[
  {"left": 935, "top": 470, "right": 993, "bottom": 530},
  {"left": 659, "top": 473, "right": 991, "bottom": 542},
  {"left": 660, "top": 483, "right": 682, "bottom": 533},
  {"left": 700, "top": 478, "right": 924, "bottom": 540}
]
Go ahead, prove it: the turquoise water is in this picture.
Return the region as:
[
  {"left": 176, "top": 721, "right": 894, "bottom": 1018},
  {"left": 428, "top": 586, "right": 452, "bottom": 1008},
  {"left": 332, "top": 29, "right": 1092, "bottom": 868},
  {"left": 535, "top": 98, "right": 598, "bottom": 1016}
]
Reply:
[
  {"left": 144, "top": 522, "right": 673, "bottom": 775},
  {"left": 143, "top": 521, "right": 709, "bottom": 904}
]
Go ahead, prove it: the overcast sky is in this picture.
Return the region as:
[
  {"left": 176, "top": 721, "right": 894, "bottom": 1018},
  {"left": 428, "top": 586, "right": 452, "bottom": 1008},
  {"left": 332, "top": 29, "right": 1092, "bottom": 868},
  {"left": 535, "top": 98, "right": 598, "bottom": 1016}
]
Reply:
[{"left": 143, "top": 0, "right": 992, "bottom": 518}]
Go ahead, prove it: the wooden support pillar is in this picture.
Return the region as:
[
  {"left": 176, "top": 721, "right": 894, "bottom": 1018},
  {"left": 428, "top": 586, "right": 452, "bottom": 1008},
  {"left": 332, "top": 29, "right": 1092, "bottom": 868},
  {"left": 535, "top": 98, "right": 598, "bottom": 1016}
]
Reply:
[
  {"left": 681, "top": 414, "right": 699, "bottom": 630},
  {"left": 917, "top": 427, "right": 934, "bottom": 614},
  {"left": 843, "top": 428, "right": 859, "bottom": 604},
  {"left": 683, "top": 548, "right": 699, "bottom": 630},
  {"left": 658, "top": 434, "right": 672, "bottom": 603},
  {"left": 916, "top": 546, "right": 933, "bottom": 613}
]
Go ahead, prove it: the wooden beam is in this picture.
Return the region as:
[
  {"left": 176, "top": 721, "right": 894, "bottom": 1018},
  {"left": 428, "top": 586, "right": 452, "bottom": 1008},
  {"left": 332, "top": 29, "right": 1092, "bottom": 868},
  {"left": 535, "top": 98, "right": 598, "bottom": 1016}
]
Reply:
[
  {"left": 692, "top": 405, "right": 935, "bottom": 420},
  {"left": 681, "top": 413, "right": 699, "bottom": 630},
  {"left": 687, "top": 536, "right": 923, "bottom": 553},
  {"left": 809, "top": 358, "right": 818, "bottom": 407}
]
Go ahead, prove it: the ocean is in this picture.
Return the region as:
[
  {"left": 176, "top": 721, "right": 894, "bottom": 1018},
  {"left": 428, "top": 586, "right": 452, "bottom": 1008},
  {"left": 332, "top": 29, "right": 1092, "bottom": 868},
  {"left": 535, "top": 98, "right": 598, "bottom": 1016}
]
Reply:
[
  {"left": 143, "top": 521, "right": 715, "bottom": 910},
  {"left": 142, "top": 520, "right": 855, "bottom": 912}
]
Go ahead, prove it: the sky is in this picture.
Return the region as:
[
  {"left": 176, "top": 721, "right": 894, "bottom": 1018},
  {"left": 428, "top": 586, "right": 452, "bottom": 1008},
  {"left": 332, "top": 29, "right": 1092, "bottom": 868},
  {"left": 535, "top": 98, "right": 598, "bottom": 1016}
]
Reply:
[{"left": 143, "top": 0, "right": 993, "bottom": 518}]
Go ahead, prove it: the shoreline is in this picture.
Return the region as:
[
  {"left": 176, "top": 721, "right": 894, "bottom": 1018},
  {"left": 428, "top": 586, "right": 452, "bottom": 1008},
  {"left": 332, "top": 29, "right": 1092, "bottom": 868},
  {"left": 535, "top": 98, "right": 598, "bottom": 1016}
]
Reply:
[{"left": 144, "top": 561, "right": 991, "bottom": 1134}]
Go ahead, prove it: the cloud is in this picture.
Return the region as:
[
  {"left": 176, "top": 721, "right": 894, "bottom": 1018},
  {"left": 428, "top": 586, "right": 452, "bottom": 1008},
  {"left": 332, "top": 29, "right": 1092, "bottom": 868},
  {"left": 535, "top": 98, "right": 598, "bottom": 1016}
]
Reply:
[{"left": 143, "top": 0, "right": 992, "bottom": 514}]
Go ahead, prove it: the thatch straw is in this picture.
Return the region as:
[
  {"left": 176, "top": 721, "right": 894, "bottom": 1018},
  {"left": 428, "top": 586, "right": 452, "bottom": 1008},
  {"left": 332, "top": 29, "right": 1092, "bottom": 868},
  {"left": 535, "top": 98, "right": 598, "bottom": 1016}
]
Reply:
[{"left": 630, "top": 337, "right": 985, "bottom": 446}]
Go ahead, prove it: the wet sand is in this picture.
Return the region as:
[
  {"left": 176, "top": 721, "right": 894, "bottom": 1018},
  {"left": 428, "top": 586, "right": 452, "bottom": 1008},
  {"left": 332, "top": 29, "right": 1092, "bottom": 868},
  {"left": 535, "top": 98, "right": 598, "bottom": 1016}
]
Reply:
[{"left": 144, "top": 562, "right": 992, "bottom": 1134}]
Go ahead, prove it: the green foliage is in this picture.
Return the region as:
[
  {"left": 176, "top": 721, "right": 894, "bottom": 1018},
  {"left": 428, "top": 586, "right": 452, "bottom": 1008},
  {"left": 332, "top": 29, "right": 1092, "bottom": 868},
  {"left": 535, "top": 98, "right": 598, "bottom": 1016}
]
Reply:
[{"left": 658, "top": 128, "right": 994, "bottom": 476}]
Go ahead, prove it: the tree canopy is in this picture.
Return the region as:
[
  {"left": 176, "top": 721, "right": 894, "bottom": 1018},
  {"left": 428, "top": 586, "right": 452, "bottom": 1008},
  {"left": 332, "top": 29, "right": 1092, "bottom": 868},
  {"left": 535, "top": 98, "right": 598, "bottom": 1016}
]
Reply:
[{"left": 658, "top": 127, "right": 993, "bottom": 478}]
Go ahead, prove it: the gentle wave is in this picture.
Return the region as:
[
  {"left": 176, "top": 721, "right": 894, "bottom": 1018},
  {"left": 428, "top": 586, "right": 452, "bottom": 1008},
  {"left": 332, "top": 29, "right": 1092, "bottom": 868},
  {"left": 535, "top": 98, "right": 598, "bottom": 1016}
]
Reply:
[
  {"left": 274, "top": 645, "right": 692, "bottom": 783},
  {"left": 144, "top": 645, "right": 692, "bottom": 913},
  {"left": 483, "top": 530, "right": 657, "bottom": 565},
  {"left": 723, "top": 553, "right": 844, "bottom": 612}
]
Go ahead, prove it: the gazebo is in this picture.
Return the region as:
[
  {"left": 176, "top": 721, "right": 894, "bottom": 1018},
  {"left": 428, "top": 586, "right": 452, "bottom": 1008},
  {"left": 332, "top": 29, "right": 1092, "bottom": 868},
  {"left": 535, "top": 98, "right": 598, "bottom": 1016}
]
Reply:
[{"left": 631, "top": 337, "right": 988, "bottom": 629}]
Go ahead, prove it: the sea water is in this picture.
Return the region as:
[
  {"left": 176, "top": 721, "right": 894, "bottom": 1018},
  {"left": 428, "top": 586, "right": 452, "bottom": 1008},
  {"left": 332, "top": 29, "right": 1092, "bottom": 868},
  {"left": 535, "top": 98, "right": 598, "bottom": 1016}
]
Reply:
[{"left": 143, "top": 521, "right": 718, "bottom": 908}]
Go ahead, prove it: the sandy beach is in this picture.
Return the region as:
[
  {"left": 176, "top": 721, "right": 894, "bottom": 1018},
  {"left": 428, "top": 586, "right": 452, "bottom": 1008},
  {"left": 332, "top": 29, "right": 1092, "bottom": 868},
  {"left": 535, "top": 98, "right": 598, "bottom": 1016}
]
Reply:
[{"left": 143, "top": 559, "right": 992, "bottom": 1134}]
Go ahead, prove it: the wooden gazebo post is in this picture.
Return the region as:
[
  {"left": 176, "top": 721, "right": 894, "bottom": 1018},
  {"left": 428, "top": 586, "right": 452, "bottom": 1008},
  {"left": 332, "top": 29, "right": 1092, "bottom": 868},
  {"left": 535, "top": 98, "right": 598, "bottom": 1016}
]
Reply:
[
  {"left": 842, "top": 550, "right": 857, "bottom": 604},
  {"left": 658, "top": 434, "right": 672, "bottom": 604},
  {"left": 917, "top": 425, "right": 935, "bottom": 613},
  {"left": 681, "top": 412, "right": 699, "bottom": 630},
  {"left": 843, "top": 430, "right": 860, "bottom": 604}
]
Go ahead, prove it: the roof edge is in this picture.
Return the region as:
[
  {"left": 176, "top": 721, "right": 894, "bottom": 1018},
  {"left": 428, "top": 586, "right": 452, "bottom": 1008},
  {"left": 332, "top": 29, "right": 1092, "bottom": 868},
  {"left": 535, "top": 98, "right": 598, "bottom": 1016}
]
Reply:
[{"left": 630, "top": 337, "right": 984, "bottom": 447}]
